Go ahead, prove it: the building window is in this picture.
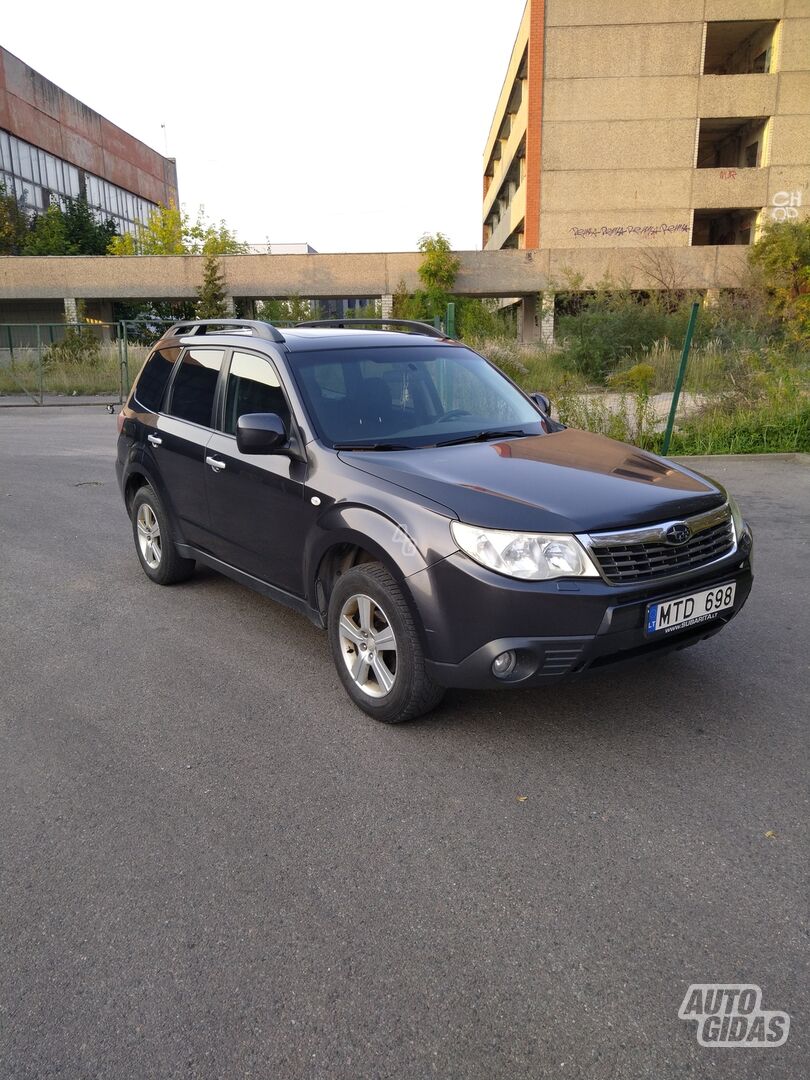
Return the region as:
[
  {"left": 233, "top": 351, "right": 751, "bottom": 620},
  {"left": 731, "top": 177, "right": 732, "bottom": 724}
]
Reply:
[
  {"left": 703, "top": 21, "right": 778, "bottom": 75},
  {"left": 692, "top": 208, "right": 760, "bottom": 246},
  {"left": 696, "top": 117, "right": 768, "bottom": 169},
  {"left": 0, "top": 127, "right": 158, "bottom": 235}
]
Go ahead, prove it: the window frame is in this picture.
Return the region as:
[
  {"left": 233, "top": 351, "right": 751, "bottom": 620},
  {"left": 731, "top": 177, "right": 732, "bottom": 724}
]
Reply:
[
  {"left": 216, "top": 347, "right": 305, "bottom": 454},
  {"left": 162, "top": 345, "right": 230, "bottom": 430},
  {"left": 130, "top": 344, "right": 182, "bottom": 413}
]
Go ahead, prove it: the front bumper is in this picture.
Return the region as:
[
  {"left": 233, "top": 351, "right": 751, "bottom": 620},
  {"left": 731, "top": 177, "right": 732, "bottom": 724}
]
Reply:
[{"left": 410, "top": 525, "right": 753, "bottom": 690}]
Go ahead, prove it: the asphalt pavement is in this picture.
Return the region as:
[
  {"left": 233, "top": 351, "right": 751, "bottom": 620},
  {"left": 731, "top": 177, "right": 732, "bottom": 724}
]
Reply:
[{"left": 0, "top": 406, "right": 807, "bottom": 1079}]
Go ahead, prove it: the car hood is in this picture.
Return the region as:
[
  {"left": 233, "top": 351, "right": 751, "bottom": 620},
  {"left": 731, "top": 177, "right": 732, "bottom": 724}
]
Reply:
[{"left": 338, "top": 429, "right": 726, "bottom": 533}]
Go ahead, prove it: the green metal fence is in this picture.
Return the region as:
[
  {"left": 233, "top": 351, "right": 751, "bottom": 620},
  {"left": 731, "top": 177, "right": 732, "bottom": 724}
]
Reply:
[{"left": 0, "top": 322, "right": 133, "bottom": 406}]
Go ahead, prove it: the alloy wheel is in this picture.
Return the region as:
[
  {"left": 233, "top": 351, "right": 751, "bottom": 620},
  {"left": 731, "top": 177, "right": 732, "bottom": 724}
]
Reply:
[
  {"left": 136, "top": 503, "right": 162, "bottom": 569},
  {"left": 338, "top": 593, "right": 398, "bottom": 698}
]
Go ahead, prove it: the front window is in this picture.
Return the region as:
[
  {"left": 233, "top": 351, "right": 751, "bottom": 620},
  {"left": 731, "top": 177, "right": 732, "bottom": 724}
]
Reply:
[
  {"left": 223, "top": 350, "right": 291, "bottom": 434},
  {"left": 291, "top": 345, "right": 544, "bottom": 449}
]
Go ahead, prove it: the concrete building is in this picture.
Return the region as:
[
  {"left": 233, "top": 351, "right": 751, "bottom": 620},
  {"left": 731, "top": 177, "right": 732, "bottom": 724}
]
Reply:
[
  {"left": 1, "top": 44, "right": 178, "bottom": 327},
  {"left": 483, "top": 0, "right": 810, "bottom": 256},
  {"left": 1, "top": 46, "right": 178, "bottom": 234}
]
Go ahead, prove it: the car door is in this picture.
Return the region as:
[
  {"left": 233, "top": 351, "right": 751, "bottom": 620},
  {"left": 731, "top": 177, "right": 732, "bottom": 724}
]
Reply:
[
  {"left": 203, "top": 348, "right": 310, "bottom": 595},
  {"left": 153, "top": 345, "right": 226, "bottom": 549}
]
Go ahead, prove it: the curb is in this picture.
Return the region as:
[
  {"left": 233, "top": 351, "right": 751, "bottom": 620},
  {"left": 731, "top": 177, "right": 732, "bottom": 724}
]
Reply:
[{"left": 673, "top": 452, "right": 810, "bottom": 465}]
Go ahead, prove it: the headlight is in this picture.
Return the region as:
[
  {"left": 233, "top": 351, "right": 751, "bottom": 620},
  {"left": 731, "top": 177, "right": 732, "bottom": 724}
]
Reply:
[
  {"left": 727, "top": 495, "right": 744, "bottom": 544},
  {"left": 451, "top": 521, "right": 599, "bottom": 581}
]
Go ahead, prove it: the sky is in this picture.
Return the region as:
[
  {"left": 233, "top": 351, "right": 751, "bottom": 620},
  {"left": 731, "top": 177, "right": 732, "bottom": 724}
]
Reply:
[{"left": 2, "top": 0, "right": 527, "bottom": 252}]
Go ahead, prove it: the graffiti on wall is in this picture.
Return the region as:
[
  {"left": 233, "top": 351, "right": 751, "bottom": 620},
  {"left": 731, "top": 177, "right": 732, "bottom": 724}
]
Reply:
[
  {"left": 570, "top": 223, "right": 689, "bottom": 240},
  {"left": 770, "top": 190, "right": 802, "bottom": 222}
]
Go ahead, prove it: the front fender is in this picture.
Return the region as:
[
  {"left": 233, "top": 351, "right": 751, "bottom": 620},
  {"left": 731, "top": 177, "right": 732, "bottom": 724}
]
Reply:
[{"left": 303, "top": 500, "right": 457, "bottom": 611}]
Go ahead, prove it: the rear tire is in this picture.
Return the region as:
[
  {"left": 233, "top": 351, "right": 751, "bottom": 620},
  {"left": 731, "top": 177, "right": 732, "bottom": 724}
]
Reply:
[
  {"left": 131, "top": 485, "right": 195, "bottom": 586},
  {"left": 328, "top": 562, "right": 444, "bottom": 723}
]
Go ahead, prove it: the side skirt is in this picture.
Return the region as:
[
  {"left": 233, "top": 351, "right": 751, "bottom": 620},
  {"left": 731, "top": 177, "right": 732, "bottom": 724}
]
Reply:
[{"left": 175, "top": 544, "right": 324, "bottom": 628}]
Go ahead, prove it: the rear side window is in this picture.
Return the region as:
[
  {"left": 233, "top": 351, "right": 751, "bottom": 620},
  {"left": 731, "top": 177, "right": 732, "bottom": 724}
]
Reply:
[
  {"left": 223, "top": 350, "right": 291, "bottom": 435},
  {"left": 168, "top": 348, "right": 225, "bottom": 427},
  {"left": 131, "top": 346, "right": 180, "bottom": 412}
]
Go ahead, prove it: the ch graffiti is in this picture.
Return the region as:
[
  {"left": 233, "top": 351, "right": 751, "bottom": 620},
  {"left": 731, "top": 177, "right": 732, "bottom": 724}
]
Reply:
[{"left": 770, "top": 190, "right": 802, "bottom": 222}]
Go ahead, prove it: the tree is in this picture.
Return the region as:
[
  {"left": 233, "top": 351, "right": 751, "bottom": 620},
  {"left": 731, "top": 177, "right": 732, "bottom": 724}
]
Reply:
[
  {"left": 23, "top": 197, "right": 117, "bottom": 255},
  {"left": 62, "top": 197, "right": 117, "bottom": 254},
  {"left": 21, "top": 202, "right": 67, "bottom": 255},
  {"left": 0, "top": 183, "right": 30, "bottom": 255},
  {"left": 109, "top": 202, "right": 246, "bottom": 256},
  {"left": 391, "top": 279, "right": 425, "bottom": 320},
  {"left": 391, "top": 233, "right": 461, "bottom": 323},
  {"left": 456, "top": 297, "right": 516, "bottom": 342},
  {"left": 749, "top": 219, "right": 810, "bottom": 343},
  {"left": 258, "top": 297, "right": 319, "bottom": 323},
  {"left": 416, "top": 232, "right": 460, "bottom": 319},
  {"left": 195, "top": 254, "right": 230, "bottom": 319}
]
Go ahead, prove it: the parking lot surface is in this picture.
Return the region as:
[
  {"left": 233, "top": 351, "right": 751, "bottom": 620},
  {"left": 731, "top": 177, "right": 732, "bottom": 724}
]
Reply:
[{"left": 1, "top": 407, "right": 807, "bottom": 1079}]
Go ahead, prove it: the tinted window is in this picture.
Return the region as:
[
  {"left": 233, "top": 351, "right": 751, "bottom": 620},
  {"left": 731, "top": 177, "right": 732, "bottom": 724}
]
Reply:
[
  {"left": 131, "top": 346, "right": 180, "bottom": 412},
  {"left": 292, "top": 346, "right": 542, "bottom": 448},
  {"left": 168, "top": 348, "right": 225, "bottom": 427},
  {"left": 223, "top": 351, "right": 291, "bottom": 435}
]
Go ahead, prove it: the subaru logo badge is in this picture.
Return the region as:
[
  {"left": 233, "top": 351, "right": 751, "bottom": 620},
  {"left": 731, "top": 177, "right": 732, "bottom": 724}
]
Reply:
[{"left": 666, "top": 522, "right": 692, "bottom": 545}]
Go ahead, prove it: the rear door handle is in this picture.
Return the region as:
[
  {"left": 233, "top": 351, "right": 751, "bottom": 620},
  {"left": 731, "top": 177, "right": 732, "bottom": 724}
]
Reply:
[
  {"left": 205, "top": 455, "right": 226, "bottom": 473},
  {"left": 147, "top": 434, "right": 162, "bottom": 446}
]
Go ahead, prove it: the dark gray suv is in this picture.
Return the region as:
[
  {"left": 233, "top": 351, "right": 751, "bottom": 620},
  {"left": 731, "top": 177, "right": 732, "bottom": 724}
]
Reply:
[{"left": 117, "top": 318, "right": 753, "bottom": 723}]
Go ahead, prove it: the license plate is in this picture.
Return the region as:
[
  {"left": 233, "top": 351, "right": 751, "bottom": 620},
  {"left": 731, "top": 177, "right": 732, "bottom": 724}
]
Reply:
[{"left": 646, "top": 582, "right": 736, "bottom": 635}]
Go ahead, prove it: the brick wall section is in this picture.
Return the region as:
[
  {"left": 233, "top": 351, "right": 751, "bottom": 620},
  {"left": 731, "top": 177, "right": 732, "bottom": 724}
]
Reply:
[
  {"left": 0, "top": 47, "right": 178, "bottom": 207},
  {"left": 523, "top": 0, "right": 545, "bottom": 249}
]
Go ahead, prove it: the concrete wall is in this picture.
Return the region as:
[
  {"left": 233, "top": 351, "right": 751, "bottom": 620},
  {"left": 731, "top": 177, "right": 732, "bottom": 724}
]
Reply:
[
  {"left": 0, "top": 247, "right": 750, "bottom": 305},
  {"left": 0, "top": 47, "right": 178, "bottom": 207},
  {"left": 536, "top": 0, "right": 809, "bottom": 248}
]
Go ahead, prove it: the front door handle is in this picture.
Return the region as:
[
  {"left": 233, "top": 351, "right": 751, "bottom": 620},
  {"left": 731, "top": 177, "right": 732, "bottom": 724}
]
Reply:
[
  {"left": 205, "top": 455, "right": 227, "bottom": 473},
  {"left": 147, "top": 434, "right": 162, "bottom": 446}
]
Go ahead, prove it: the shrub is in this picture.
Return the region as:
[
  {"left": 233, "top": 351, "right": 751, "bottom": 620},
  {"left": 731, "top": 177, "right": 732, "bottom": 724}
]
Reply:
[{"left": 42, "top": 325, "right": 102, "bottom": 367}]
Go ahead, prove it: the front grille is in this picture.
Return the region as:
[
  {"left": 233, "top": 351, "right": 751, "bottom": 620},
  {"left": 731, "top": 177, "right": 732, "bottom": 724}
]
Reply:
[{"left": 590, "top": 510, "right": 734, "bottom": 585}]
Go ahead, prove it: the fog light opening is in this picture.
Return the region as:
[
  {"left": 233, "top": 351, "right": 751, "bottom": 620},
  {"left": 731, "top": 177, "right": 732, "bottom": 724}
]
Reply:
[{"left": 492, "top": 650, "right": 518, "bottom": 679}]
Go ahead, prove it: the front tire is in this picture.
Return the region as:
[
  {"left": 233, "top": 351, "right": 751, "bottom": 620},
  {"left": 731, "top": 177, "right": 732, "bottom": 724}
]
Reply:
[
  {"left": 328, "top": 562, "right": 444, "bottom": 723},
  {"left": 131, "top": 485, "right": 195, "bottom": 586}
]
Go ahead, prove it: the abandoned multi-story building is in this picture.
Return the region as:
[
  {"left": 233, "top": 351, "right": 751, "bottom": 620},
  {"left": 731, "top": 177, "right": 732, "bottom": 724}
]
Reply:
[{"left": 483, "top": 0, "right": 809, "bottom": 256}]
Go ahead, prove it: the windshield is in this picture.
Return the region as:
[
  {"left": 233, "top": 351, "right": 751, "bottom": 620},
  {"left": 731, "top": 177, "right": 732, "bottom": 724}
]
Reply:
[{"left": 291, "top": 345, "right": 545, "bottom": 449}]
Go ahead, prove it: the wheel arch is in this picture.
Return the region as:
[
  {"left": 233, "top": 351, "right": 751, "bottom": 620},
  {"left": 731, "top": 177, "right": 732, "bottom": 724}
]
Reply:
[
  {"left": 305, "top": 508, "right": 435, "bottom": 633},
  {"left": 120, "top": 457, "right": 184, "bottom": 540}
]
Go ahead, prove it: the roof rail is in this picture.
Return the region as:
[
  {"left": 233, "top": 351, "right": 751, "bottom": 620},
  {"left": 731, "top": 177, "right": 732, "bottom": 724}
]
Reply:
[
  {"left": 167, "top": 319, "right": 286, "bottom": 343},
  {"left": 294, "top": 318, "right": 447, "bottom": 339}
]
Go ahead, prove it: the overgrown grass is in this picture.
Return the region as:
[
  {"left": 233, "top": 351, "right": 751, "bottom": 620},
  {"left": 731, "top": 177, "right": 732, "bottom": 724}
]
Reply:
[
  {"left": 3, "top": 316, "right": 808, "bottom": 457},
  {"left": 0, "top": 344, "right": 146, "bottom": 398},
  {"left": 662, "top": 401, "right": 810, "bottom": 455},
  {"left": 470, "top": 332, "right": 810, "bottom": 456}
]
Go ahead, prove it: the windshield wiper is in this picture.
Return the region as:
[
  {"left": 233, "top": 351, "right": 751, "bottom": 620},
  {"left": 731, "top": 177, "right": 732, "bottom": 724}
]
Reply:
[
  {"left": 333, "top": 442, "right": 414, "bottom": 451},
  {"left": 434, "top": 428, "right": 531, "bottom": 448}
]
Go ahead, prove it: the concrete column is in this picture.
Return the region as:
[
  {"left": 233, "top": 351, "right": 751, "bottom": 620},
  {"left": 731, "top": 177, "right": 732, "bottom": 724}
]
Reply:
[
  {"left": 381, "top": 294, "right": 394, "bottom": 320},
  {"left": 64, "top": 297, "right": 78, "bottom": 324},
  {"left": 540, "top": 292, "right": 555, "bottom": 347},
  {"left": 224, "top": 294, "right": 236, "bottom": 316},
  {"left": 518, "top": 294, "right": 538, "bottom": 343}
]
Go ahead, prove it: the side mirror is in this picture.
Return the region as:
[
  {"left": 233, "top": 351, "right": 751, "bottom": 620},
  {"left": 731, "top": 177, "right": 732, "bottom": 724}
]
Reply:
[
  {"left": 529, "top": 391, "right": 552, "bottom": 416},
  {"left": 236, "top": 412, "right": 288, "bottom": 454}
]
